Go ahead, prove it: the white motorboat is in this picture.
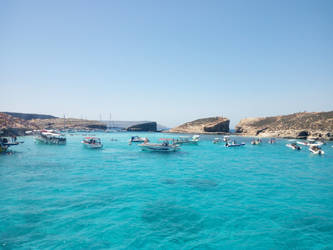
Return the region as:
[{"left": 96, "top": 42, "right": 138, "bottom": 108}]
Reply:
[
  {"left": 225, "top": 140, "right": 245, "bottom": 147},
  {"left": 223, "top": 136, "right": 230, "bottom": 142},
  {"left": 309, "top": 145, "right": 324, "bottom": 155},
  {"left": 81, "top": 137, "right": 103, "bottom": 149},
  {"left": 286, "top": 143, "right": 301, "bottom": 150},
  {"left": 139, "top": 139, "right": 180, "bottom": 152},
  {"left": 174, "top": 135, "right": 200, "bottom": 145},
  {"left": 34, "top": 130, "right": 66, "bottom": 145},
  {"left": 129, "top": 136, "right": 149, "bottom": 143}
]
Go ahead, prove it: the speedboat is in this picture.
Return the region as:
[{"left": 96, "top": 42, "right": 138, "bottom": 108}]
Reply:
[
  {"left": 129, "top": 136, "right": 149, "bottom": 143},
  {"left": 173, "top": 135, "right": 200, "bottom": 145},
  {"left": 225, "top": 140, "right": 245, "bottom": 147},
  {"left": 34, "top": 130, "right": 66, "bottom": 145},
  {"left": 251, "top": 139, "right": 262, "bottom": 145},
  {"left": 286, "top": 143, "right": 301, "bottom": 150},
  {"left": 81, "top": 137, "right": 103, "bottom": 149},
  {"left": 309, "top": 145, "right": 324, "bottom": 155},
  {"left": 139, "top": 139, "right": 180, "bottom": 152}
]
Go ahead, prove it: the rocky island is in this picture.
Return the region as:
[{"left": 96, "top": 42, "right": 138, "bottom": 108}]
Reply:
[
  {"left": 127, "top": 122, "right": 157, "bottom": 132},
  {"left": 168, "top": 117, "right": 230, "bottom": 134},
  {"left": 235, "top": 111, "right": 333, "bottom": 140}
]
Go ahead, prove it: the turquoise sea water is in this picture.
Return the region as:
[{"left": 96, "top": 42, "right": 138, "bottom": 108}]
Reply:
[{"left": 1, "top": 132, "right": 333, "bottom": 249}]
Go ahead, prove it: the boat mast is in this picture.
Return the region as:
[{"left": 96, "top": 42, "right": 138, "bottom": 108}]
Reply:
[{"left": 63, "top": 114, "right": 66, "bottom": 131}]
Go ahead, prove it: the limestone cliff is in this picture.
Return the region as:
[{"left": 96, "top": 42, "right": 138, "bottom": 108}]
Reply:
[
  {"left": 31, "top": 118, "right": 107, "bottom": 130},
  {"left": 169, "top": 117, "right": 230, "bottom": 134},
  {"left": 235, "top": 111, "right": 333, "bottom": 140},
  {"left": 127, "top": 122, "right": 157, "bottom": 132}
]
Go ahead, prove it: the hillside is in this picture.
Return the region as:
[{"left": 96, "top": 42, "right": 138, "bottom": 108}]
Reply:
[
  {"left": 235, "top": 111, "right": 333, "bottom": 140},
  {"left": 3, "top": 112, "right": 57, "bottom": 120},
  {"left": 0, "top": 113, "right": 40, "bottom": 136},
  {"left": 169, "top": 117, "right": 230, "bottom": 134},
  {"left": 31, "top": 118, "right": 107, "bottom": 130}
]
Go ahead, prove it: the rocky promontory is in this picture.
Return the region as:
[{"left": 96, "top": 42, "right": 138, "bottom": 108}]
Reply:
[
  {"left": 235, "top": 111, "right": 333, "bottom": 140},
  {"left": 127, "top": 122, "right": 157, "bottom": 132},
  {"left": 169, "top": 117, "right": 230, "bottom": 134},
  {"left": 31, "top": 118, "right": 107, "bottom": 130}
]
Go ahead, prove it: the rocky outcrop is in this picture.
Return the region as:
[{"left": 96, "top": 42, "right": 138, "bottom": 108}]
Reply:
[
  {"left": 235, "top": 111, "right": 333, "bottom": 140},
  {"left": 31, "top": 118, "right": 107, "bottom": 130},
  {"left": 0, "top": 113, "right": 40, "bottom": 136},
  {"left": 169, "top": 117, "right": 230, "bottom": 134},
  {"left": 127, "top": 122, "right": 157, "bottom": 132}
]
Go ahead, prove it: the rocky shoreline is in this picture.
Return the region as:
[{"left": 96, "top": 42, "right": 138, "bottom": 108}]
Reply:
[{"left": 1, "top": 111, "right": 333, "bottom": 140}]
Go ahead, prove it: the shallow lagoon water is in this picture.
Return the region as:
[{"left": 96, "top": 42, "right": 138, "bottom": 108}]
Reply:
[{"left": 1, "top": 132, "right": 333, "bottom": 249}]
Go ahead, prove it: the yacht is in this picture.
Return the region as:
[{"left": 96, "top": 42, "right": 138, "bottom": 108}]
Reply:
[{"left": 34, "top": 130, "right": 66, "bottom": 145}]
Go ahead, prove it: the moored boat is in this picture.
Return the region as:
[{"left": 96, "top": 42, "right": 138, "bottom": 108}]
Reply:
[
  {"left": 129, "top": 136, "right": 149, "bottom": 143},
  {"left": 139, "top": 139, "right": 180, "bottom": 152},
  {"left": 173, "top": 135, "right": 200, "bottom": 145},
  {"left": 81, "top": 137, "right": 103, "bottom": 149},
  {"left": 225, "top": 140, "right": 245, "bottom": 147},
  {"left": 0, "top": 137, "right": 21, "bottom": 153},
  {"left": 309, "top": 145, "right": 324, "bottom": 155},
  {"left": 34, "top": 130, "right": 66, "bottom": 145}
]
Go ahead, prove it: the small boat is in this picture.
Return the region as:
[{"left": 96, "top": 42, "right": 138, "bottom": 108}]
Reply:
[
  {"left": 268, "top": 138, "right": 276, "bottom": 144},
  {"left": 223, "top": 136, "right": 230, "bottom": 142},
  {"left": 225, "top": 140, "right": 245, "bottom": 147},
  {"left": 34, "top": 130, "right": 66, "bottom": 145},
  {"left": 0, "top": 137, "right": 21, "bottom": 153},
  {"left": 129, "top": 136, "right": 149, "bottom": 143},
  {"left": 81, "top": 137, "right": 103, "bottom": 149},
  {"left": 174, "top": 135, "right": 200, "bottom": 145},
  {"left": 139, "top": 139, "right": 180, "bottom": 152},
  {"left": 251, "top": 139, "right": 262, "bottom": 145},
  {"left": 309, "top": 145, "right": 324, "bottom": 155},
  {"left": 286, "top": 143, "right": 301, "bottom": 150}
]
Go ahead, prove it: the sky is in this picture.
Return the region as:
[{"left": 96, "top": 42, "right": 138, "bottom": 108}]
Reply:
[{"left": 1, "top": 0, "right": 332, "bottom": 127}]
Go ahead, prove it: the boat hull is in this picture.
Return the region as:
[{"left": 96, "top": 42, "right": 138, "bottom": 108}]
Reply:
[
  {"left": 139, "top": 144, "right": 179, "bottom": 152},
  {"left": 82, "top": 142, "right": 103, "bottom": 149},
  {"left": 35, "top": 137, "right": 66, "bottom": 145},
  {"left": 226, "top": 143, "right": 245, "bottom": 147}
]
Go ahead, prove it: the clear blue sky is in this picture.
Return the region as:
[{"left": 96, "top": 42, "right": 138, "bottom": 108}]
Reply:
[{"left": 1, "top": 0, "right": 332, "bottom": 127}]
